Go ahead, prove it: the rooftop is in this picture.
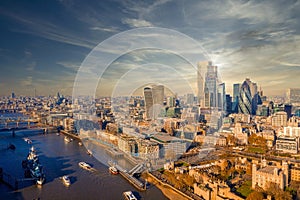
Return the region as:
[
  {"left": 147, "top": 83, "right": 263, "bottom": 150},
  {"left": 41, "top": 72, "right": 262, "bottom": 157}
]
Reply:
[{"left": 258, "top": 166, "right": 279, "bottom": 174}]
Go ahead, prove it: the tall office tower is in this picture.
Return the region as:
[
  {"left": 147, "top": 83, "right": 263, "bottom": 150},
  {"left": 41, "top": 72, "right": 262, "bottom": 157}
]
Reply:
[
  {"left": 238, "top": 80, "right": 252, "bottom": 114},
  {"left": 152, "top": 85, "right": 164, "bottom": 106},
  {"left": 218, "top": 83, "right": 226, "bottom": 111},
  {"left": 197, "top": 61, "right": 208, "bottom": 107},
  {"left": 167, "top": 96, "right": 175, "bottom": 107},
  {"left": 144, "top": 87, "right": 153, "bottom": 119},
  {"left": 238, "top": 78, "right": 259, "bottom": 115},
  {"left": 11, "top": 91, "right": 15, "bottom": 99},
  {"left": 204, "top": 61, "right": 218, "bottom": 108},
  {"left": 186, "top": 93, "right": 194, "bottom": 105},
  {"left": 284, "top": 104, "right": 292, "bottom": 119},
  {"left": 286, "top": 88, "right": 300, "bottom": 104},
  {"left": 225, "top": 94, "right": 232, "bottom": 115},
  {"left": 144, "top": 85, "right": 164, "bottom": 120},
  {"left": 232, "top": 83, "right": 241, "bottom": 113},
  {"left": 233, "top": 84, "right": 241, "bottom": 101}
]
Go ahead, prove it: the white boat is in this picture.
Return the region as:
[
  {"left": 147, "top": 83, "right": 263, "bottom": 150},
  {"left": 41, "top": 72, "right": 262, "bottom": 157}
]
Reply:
[
  {"left": 62, "top": 175, "right": 71, "bottom": 186},
  {"left": 123, "top": 191, "right": 138, "bottom": 200},
  {"left": 109, "top": 166, "right": 119, "bottom": 175},
  {"left": 87, "top": 149, "right": 92, "bottom": 155},
  {"left": 64, "top": 137, "right": 70, "bottom": 142},
  {"left": 23, "top": 138, "right": 32, "bottom": 144},
  {"left": 36, "top": 178, "right": 44, "bottom": 185},
  {"left": 78, "top": 142, "right": 83, "bottom": 146},
  {"left": 78, "top": 162, "right": 92, "bottom": 170}
]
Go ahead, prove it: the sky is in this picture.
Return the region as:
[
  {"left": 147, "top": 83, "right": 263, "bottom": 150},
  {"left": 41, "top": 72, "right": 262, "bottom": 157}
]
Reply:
[{"left": 0, "top": 0, "right": 300, "bottom": 97}]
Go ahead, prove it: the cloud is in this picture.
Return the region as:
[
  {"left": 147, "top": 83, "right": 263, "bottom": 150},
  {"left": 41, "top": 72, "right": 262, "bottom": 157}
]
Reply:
[
  {"left": 89, "top": 26, "right": 119, "bottom": 33},
  {"left": 121, "top": 0, "right": 172, "bottom": 18},
  {"left": 20, "top": 76, "right": 33, "bottom": 86},
  {"left": 24, "top": 50, "right": 32, "bottom": 57},
  {"left": 122, "top": 18, "right": 153, "bottom": 28},
  {"left": 57, "top": 61, "right": 81, "bottom": 71},
  {"left": 26, "top": 61, "right": 36, "bottom": 71},
  {"left": 1, "top": 0, "right": 300, "bottom": 96},
  {"left": 1, "top": 9, "right": 96, "bottom": 49}
]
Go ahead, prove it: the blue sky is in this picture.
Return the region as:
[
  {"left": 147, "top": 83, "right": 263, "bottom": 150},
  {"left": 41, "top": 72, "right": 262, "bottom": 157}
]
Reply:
[{"left": 0, "top": 0, "right": 300, "bottom": 97}]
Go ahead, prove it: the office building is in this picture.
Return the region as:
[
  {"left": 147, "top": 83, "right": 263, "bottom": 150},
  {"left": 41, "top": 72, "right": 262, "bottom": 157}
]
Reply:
[
  {"left": 152, "top": 85, "right": 164, "bottom": 106},
  {"left": 225, "top": 94, "right": 232, "bottom": 115},
  {"left": 291, "top": 165, "right": 300, "bottom": 182},
  {"left": 144, "top": 87, "right": 153, "bottom": 119},
  {"left": 238, "top": 80, "right": 252, "bottom": 114},
  {"left": 232, "top": 83, "right": 240, "bottom": 113},
  {"left": 271, "top": 111, "right": 287, "bottom": 128},
  {"left": 143, "top": 85, "right": 164, "bottom": 120},
  {"left": 197, "top": 61, "right": 207, "bottom": 107},
  {"left": 233, "top": 83, "right": 240, "bottom": 102},
  {"left": 238, "top": 78, "right": 259, "bottom": 115},
  {"left": 186, "top": 93, "right": 194, "bottom": 105},
  {"left": 287, "top": 88, "right": 300, "bottom": 105},
  {"left": 204, "top": 62, "right": 219, "bottom": 108},
  {"left": 218, "top": 83, "right": 225, "bottom": 111},
  {"left": 166, "top": 96, "right": 175, "bottom": 107},
  {"left": 276, "top": 136, "right": 299, "bottom": 154}
]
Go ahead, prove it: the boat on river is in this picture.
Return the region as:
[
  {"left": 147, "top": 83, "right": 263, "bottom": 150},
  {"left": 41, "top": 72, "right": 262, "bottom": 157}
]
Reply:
[
  {"left": 78, "top": 162, "right": 92, "bottom": 170},
  {"left": 123, "top": 191, "right": 137, "bottom": 200}
]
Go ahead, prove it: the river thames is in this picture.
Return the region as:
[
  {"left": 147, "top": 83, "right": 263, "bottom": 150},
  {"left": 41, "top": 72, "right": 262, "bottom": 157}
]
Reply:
[{"left": 0, "top": 132, "right": 168, "bottom": 200}]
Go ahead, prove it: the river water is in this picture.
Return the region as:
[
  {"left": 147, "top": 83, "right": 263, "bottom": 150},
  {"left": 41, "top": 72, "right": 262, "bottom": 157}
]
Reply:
[{"left": 0, "top": 132, "right": 168, "bottom": 200}]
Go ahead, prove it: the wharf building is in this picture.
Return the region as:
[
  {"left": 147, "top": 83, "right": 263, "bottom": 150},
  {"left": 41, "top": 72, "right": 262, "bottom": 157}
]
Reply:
[
  {"left": 117, "top": 134, "right": 160, "bottom": 159},
  {"left": 150, "top": 133, "right": 189, "bottom": 160}
]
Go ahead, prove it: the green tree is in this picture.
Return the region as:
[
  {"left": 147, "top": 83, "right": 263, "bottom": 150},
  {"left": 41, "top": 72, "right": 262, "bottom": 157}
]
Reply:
[
  {"left": 266, "top": 182, "right": 292, "bottom": 200},
  {"left": 246, "top": 191, "right": 264, "bottom": 200}
]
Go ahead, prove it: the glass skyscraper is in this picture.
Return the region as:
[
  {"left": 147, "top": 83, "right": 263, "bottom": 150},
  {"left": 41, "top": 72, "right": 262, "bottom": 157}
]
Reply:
[
  {"left": 143, "top": 85, "right": 164, "bottom": 120},
  {"left": 238, "top": 78, "right": 259, "bottom": 115}
]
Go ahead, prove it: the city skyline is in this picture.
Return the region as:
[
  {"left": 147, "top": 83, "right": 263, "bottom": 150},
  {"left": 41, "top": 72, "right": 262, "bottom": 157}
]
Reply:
[{"left": 1, "top": 0, "right": 300, "bottom": 97}]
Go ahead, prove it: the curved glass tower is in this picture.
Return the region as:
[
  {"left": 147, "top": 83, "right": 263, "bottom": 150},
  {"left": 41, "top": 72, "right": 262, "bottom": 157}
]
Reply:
[{"left": 238, "top": 80, "right": 252, "bottom": 114}]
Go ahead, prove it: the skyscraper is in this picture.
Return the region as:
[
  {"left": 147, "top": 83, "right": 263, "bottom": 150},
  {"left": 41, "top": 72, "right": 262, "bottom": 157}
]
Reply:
[
  {"left": 11, "top": 91, "right": 15, "bottom": 99},
  {"left": 225, "top": 94, "right": 232, "bottom": 115},
  {"left": 143, "top": 85, "right": 164, "bottom": 120},
  {"left": 152, "top": 85, "right": 164, "bottom": 106},
  {"left": 186, "top": 93, "right": 194, "bottom": 105},
  {"left": 144, "top": 87, "right": 153, "bottom": 119},
  {"left": 233, "top": 84, "right": 240, "bottom": 101},
  {"left": 218, "top": 83, "right": 226, "bottom": 111},
  {"left": 238, "top": 78, "right": 259, "bottom": 115},
  {"left": 204, "top": 61, "right": 218, "bottom": 108},
  {"left": 287, "top": 88, "right": 300, "bottom": 105},
  {"left": 197, "top": 61, "right": 207, "bottom": 107},
  {"left": 232, "top": 83, "right": 240, "bottom": 113}
]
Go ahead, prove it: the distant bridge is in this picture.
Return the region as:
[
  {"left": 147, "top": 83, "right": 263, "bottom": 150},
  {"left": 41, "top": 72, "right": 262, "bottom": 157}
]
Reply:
[{"left": 0, "top": 109, "right": 23, "bottom": 113}]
